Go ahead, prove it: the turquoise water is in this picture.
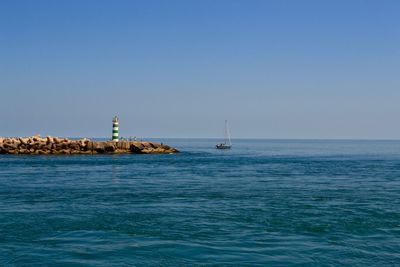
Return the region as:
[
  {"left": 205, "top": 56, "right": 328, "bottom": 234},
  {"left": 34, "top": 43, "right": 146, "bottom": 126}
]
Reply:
[{"left": 1, "top": 139, "right": 400, "bottom": 266}]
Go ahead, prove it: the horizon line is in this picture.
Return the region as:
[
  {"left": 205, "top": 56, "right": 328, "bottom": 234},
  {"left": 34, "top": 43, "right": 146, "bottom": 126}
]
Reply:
[{"left": 66, "top": 137, "right": 400, "bottom": 141}]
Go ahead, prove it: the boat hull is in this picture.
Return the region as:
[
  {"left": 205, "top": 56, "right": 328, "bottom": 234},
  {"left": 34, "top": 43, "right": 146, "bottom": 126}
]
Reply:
[{"left": 216, "top": 144, "right": 232, "bottom": 149}]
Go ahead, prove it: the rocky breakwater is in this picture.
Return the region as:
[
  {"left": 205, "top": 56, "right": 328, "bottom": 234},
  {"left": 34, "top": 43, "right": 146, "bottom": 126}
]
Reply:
[{"left": 0, "top": 136, "right": 179, "bottom": 155}]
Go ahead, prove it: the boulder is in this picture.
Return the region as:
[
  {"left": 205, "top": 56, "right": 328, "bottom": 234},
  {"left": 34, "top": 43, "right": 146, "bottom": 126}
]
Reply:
[
  {"left": 85, "top": 141, "right": 94, "bottom": 152},
  {"left": 30, "top": 143, "right": 39, "bottom": 150},
  {"left": 38, "top": 142, "right": 48, "bottom": 150},
  {"left": 78, "top": 139, "right": 89, "bottom": 149},
  {"left": 77, "top": 150, "right": 93, "bottom": 155},
  {"left": 151, "top": 142, "right": 162, "bottom": 148},
  {"left": 19, "top": 138, "right": 29, "bottom": 145},
  {"left": 44, "top": 144, "right": 52, "bottom": 150},
  {"left": 32, "top": 135, "right": 42, "bottom": 142},
  {"left": 153, "top": 147, "right": 166, "bottom": 154},
  {"left": 46, "top": 136, "right": 54, "bottom": 144},
  {"left": 8, "top": 150, "right": 18, "bottom": 154},
  {"left": 141, "top": 148, "right": 154, "bottom": 154},
  {"left": 0, "top": 145, "right": 7, "bottom": 154},
  {"left": 3, "top": 143, "right": 18, "bottom": 150},
  {"left": 161, "top": 144, "right": 171, "bottom": 150},
  {"left": 166, "top": 148, "right": 177, "bottom": 153},
  {"left": 18, "top": 149, "right": 28, "bottom": 154},
  {"left": 69, "top": 142, "right": 80, "bottom": 151},
  {"left": 104, "top": 142, "right": 116, "bottom": 153},
  {"left": 142, "top": 142, "right": 155, "bottom": 148},
  {"left": 131, "top": 142, "right": 144, "bottom": 150},
  {"left": 117, "top": 142, "right": 130, "bottom": 150},
  {"left": 60, "top": 143, "right": 69, "bottom": 150},
  {"left": 38, "top": 150, "right": 50, "bottom": 155},
  {"left": 130, "top": 144, "right": 144, "bottom": 154},
  {"left": 94, "top": 142, "right": 106, "bottom": 153}
]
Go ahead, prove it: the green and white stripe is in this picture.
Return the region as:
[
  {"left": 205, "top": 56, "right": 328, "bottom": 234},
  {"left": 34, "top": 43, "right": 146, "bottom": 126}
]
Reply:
[{"left": 112, "top": 116, "right": 119, "bottom": 142}]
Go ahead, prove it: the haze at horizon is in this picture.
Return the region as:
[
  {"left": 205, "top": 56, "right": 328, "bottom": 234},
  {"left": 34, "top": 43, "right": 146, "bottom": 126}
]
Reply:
[{"left": 1, "top": 0, "right": 399, "bottom": 139}]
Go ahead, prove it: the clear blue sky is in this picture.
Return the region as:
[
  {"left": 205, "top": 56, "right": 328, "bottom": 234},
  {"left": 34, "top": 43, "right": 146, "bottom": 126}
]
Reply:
[{"left": 1, "top": 0, "right": 399, "bottom": 139}]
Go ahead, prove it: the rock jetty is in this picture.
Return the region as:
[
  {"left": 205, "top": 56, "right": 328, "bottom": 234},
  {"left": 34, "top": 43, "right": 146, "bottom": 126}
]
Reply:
[{"left": 0, "top": 136, "right": 179, "bottom": 155}]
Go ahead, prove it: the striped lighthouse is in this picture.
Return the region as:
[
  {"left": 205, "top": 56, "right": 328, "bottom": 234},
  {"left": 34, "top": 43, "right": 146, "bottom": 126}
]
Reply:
[{"left": 112, "top": 116, "right": 119, "bottom": 142}]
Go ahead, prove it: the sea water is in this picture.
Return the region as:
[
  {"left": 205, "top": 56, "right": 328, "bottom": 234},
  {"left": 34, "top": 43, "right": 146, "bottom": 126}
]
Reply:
[{"left": 0, "top": 139, "right": 399, "bottom": 266}]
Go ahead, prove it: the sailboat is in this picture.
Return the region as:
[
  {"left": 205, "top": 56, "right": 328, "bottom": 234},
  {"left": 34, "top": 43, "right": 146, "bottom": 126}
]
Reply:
[{"left": 216, "top": 120, "right": 232, "bottom": 149}]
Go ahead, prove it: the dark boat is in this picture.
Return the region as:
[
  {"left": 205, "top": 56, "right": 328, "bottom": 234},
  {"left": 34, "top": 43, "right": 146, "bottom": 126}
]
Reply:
[
  {"left": 216, "top": 143, "right": 231, "bottom": 149},
  {"left": 216, "top": 120, "right": 232, "bottom": 149}
]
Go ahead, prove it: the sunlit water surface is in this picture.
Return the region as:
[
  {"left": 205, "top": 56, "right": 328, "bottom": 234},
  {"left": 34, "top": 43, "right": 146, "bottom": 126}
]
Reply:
[{"left": 1, "top": 139, "right": 400, "bottom": 266}]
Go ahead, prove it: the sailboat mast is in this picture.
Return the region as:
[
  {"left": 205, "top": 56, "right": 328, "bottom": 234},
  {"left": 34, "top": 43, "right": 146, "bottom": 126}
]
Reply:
[{"left": 225, "top": 120, "right": 232, "bottom": 146}]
